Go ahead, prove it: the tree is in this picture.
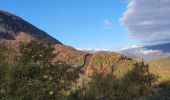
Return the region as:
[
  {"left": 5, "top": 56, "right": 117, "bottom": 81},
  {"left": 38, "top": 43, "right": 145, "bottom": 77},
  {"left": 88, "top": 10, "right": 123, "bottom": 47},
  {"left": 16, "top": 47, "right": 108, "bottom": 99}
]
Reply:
[
  {"left": 0, "top": 44, "right": 10, "bottom": 100},
  {"left": 89, "top": 75, "right": 119, "bottom": 100},
  {"left": 19, "top": 40, "right": 55, "bottom": 67},
  {"left": 0, "top": 41, "right": 159, "bottom": 100},
  {"left": 4, "top": 40, "right": 79, "bottom": 100},
  {"left": 121, "top": 62, "right": 158, "bottom": 99},
  {"left": 70, "top": 62, "right": 158, "bottom": 100}
]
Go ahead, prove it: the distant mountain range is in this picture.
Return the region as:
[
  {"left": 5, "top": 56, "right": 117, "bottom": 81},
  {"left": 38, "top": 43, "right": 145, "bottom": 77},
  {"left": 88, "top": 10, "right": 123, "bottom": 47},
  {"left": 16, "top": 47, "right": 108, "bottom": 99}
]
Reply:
[
  {"left": 80, "top": 43, "right": 170, "bottom": 60},
  {"left": 145, "top": 43, "right": 170, "bottom": 53},
  {"left": 120, "top": 43, "right": 170, "bottom": 60},
  {"left": 78, "top": 48, "right": 112, "bottom": 54}
]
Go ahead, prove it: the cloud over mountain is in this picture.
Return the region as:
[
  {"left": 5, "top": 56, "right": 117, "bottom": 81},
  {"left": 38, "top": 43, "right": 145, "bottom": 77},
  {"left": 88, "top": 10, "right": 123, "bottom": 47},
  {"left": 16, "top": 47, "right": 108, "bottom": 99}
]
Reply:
[{"left": 120, "top": 0, "right": 170, "bottom": 44}]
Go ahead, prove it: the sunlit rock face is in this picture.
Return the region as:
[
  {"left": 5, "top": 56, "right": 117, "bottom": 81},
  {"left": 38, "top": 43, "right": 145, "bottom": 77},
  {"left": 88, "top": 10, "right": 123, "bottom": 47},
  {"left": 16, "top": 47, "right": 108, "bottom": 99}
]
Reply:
[{"left": 0, "top": 10, "right": 61, "bottom": 44}]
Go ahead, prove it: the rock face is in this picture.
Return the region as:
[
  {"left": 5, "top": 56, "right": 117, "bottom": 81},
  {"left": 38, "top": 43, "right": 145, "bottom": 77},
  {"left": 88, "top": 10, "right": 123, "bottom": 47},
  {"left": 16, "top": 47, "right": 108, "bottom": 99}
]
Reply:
[{"left": 0, "top": 10, "right": 61, "bottom": 44}]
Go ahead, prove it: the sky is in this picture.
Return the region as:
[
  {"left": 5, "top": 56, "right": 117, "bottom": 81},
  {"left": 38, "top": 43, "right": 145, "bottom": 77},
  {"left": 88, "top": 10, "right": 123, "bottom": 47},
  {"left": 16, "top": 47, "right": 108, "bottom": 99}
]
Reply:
[
  {"left": 1, "top": 0, "right": 168, "bottom": 50},
  {"left": 121, "top": 0, "right": 170, "bottom": 46}
]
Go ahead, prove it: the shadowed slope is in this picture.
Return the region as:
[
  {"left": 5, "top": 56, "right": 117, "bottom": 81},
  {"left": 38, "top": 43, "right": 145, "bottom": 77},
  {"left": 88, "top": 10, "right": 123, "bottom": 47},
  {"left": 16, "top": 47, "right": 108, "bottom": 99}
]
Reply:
[{"left": 0, "top": 10, "right": 61, "bottom": 44}]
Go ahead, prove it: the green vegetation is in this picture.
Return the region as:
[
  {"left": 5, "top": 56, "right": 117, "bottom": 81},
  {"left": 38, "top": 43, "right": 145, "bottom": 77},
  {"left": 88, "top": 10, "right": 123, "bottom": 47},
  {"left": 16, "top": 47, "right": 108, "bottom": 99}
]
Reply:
[
  {"left": 87, "top": 52, "right": 117, "bottom": 76},
  {"left": 87, "top": 52, "right": 135, "bottom": 77},
  {"left": 0, "top": 41, "right": 79, "bottom": 100},
  {"left": 69, "top": 62, "right": 158, "bottom": 100},
  {"left": 149, "top": 58, "right": 170, "bottom": 82},
  {"left": 19, "top": 40, "right": 55, "bottom": 66},
  {"left": 0, "top": 44, "right": 8, "bottom": 98},
  {"left": 53, "top": 44, "right": 86, "bottom": 68},
  {"left": 0, "top": 40, "right": 170, "bottom": 100}
]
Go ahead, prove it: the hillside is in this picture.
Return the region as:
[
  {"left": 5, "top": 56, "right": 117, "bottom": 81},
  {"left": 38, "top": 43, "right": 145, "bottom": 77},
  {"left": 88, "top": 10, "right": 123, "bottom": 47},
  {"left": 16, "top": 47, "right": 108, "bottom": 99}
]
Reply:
[
  {"left": 1, "top": 10, "right": 170, "bottom": 100},
  {"left": 0, "top": 10, "right": 87, "bottom": 67},
  {"left": 149, "top": 58, "right": 170, "bottom": 82},
  {"left": 53, "top": 44, "right": 86, "bottom": 67},
  {"left": 0, "top": 10, "right": 61, "bottom": 44},
  {"left": 1, "top": 10, "right": 169, "bottom": 81},
  {"left": 86, "top": 52, "right": 135, "bottom": 77}
]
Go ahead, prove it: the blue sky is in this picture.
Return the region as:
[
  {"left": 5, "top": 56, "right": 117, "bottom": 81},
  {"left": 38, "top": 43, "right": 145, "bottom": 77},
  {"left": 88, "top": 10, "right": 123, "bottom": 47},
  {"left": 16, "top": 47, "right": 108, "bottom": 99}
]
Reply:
[{"left": 1, "top": 0, "right": 138, "bottom": 50}]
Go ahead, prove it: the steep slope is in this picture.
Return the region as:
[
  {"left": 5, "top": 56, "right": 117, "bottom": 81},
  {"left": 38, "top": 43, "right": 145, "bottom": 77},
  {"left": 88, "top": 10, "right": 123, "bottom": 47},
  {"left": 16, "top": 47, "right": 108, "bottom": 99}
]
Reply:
[
  {"left": 0, "top": 10, "right": 61, "bottom": 44},
  {"left": 0, "top": 10, "right": 87, "bottom": 67},
  {"left": 3, "top": 10, "right": 169, "bottom": 82}
]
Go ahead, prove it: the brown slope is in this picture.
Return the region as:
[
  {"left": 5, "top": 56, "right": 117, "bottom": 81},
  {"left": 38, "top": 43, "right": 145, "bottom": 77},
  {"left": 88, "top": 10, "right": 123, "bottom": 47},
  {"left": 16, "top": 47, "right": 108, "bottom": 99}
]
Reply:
[
  {"left": 0, "top": 10, "right": 61, "bottom": 44},
  {"left": 0, "top": 10, "right": 90, "bottom": 68},
  {"left": 53, "top": 44, "right": 87, "bottom": 67},
  {"left": 149, "top": 58, "right": 170, "bottom": 83},
  {"left": 0, "top": 10, "right": 137, "bottom": 75},
  {"left": 86, "top": 52, "right": 136, "bottom": 77}
]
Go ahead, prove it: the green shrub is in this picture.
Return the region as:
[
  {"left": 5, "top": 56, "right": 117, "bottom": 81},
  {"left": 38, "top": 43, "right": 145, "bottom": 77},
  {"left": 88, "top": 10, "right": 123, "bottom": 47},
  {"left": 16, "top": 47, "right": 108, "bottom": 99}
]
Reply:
[{"left": 0, "top": 41, "right": 79, "bottom": 100}]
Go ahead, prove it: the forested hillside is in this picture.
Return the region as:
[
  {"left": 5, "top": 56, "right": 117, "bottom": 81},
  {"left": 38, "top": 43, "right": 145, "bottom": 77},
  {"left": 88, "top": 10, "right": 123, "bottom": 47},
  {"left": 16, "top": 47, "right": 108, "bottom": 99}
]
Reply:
[{"left": 0, "top": 40, "right": 170, "bottom": 100}]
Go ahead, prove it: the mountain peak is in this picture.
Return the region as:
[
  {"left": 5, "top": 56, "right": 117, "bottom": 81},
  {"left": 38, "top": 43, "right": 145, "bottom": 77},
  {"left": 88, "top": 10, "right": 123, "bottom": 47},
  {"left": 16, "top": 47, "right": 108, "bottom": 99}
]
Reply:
[{"left": 0, "top": 10, "right": 61, "bottom": 44}]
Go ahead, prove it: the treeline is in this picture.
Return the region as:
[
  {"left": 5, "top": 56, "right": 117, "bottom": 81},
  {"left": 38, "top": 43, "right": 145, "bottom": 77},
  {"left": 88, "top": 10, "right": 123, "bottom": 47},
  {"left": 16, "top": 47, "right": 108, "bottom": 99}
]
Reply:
[{"left": 0, "top": 40, "right": 169, "bottom": 100}]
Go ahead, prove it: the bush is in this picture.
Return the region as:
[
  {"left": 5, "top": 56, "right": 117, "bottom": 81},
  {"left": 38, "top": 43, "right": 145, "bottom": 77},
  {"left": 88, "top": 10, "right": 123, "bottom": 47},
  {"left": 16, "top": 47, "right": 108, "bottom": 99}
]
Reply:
[
  {"left": 69, "top": 62, "right": 158, "bottom": 100},
  {"left": 0, "top": 41, "right": 79, "bottom": 100},
  {"left": 6, "top": 63, "right": 78, "bottom": 100},
  {"left": 0, "top": 41, "right": 160, "bottom": 100},
  {"left": 19, "top": 40, "right": 55, "bottom": 67},
  {"left": 0, "top": 44, "right": 9, "bottom": 99}
]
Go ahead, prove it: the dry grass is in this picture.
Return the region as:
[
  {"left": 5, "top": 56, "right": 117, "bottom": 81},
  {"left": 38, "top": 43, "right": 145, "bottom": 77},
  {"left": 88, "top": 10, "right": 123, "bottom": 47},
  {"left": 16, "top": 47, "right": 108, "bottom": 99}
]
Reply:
[
  {"left": 87, "top": 52, "right": 135, "bottom": 77},
  {"left": 149, "top": 58, "right": 170, "bottom": 83},
  {"left": 53, "top": 44, "right": 86, "bottom": 67}
]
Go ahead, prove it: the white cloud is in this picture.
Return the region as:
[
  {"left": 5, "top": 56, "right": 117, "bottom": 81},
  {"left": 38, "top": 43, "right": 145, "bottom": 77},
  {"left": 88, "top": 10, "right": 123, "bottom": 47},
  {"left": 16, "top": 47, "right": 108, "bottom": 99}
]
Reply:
[
  {"left": 104, "top": 19, "right": 112, "bottom": 29},
  {"left": 120, "top": 45, "right": 141, "bottom": 51},
  {"left": 120, "top": 0, "right": 170, "bottom": 44},
  {"left": 77, "top": 48, "right": 110, "bottom": 51},
  {"left": 138, "top": 49, "right": 160, "bottom": 55}
]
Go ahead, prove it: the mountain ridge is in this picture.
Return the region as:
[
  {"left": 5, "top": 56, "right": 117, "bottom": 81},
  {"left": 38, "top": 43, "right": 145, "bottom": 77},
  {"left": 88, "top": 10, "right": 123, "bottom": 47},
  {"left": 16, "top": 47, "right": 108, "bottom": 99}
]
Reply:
[
  {"left": 0, "top": 10, "right": 61, "bottom": 44},
  {"left": 0, "top": 10, "right": 88, "bottom": 68},
  {"left": 120, "top": 43, "right": 170, "bottom": 60}
]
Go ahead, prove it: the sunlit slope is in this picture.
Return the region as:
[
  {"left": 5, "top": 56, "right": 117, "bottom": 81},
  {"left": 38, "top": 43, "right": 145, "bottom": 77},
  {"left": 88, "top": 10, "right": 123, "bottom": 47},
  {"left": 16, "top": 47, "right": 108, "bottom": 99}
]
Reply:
[
  {"left": 149, "top": 58, "right": 170, "bottom": 82},
  {"left": 86, "top": 52, "right": 136, "bottom": 77},
  {"left": 53, "top": 44, "right": 86, "bottom": 67},
  {"left": 0, "top": 10, "right": 87, "bottom": 68}
]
